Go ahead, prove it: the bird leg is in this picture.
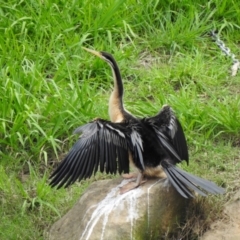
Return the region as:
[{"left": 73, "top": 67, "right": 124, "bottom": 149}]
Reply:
[
  {"left": 120, "top": 172, "right": 146, "bottom": 194},
  {"left": 122, "top": 172, "right": 139, "bottom": 179}
]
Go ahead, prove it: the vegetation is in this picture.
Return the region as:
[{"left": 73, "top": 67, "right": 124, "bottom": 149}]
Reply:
[{"left": 0, "top": 0, "right": 240, "bottom": 239}]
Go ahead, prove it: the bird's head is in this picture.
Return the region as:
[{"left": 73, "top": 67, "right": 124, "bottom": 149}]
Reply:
[
  {"left": 82, "top": 47, "right": 123, "bottom": 98},
  {"left": 82, "top": 47, "right": 116, "bottom": 69}
]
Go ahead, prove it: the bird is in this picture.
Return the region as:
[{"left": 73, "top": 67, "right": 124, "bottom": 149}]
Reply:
[{"left": 49, "top": 47, "right": 225, "bottom": 198}]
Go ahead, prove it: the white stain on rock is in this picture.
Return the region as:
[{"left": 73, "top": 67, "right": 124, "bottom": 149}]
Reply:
[{"left": 79, "top": 179, "right": 143, "bottom": 240}]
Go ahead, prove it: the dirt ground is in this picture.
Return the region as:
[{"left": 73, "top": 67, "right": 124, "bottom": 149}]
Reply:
[{"left": 201, "top": 189, "right": 240, "bottom": 240}]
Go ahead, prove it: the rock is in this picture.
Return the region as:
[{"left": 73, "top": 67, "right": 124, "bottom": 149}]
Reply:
[
  {"left": 201, "top": 189, "right": 240, "bottom": 240},
  {"left": 48, "top": 177, "right": 190, "bottom": 240}
]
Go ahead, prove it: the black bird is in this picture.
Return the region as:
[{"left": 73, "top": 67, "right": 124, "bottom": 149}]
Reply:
[{"left": 49, "top": 47, "right": 225, "bottom": 198}]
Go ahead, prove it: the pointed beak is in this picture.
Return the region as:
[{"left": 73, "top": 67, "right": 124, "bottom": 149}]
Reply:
[{"left": 82, "top": 47, "right": 102, "bottom": 58}]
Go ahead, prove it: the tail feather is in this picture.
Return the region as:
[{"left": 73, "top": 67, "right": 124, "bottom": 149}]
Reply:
[
  {"left": 168, "top": 167, "right": 208, "bottom": 197},
  {"left": 174, "top": 166, "right": 225, "bottom": 195},
  {"left": 163, "top": 165, "right": 225, "bottom": 198},
  {"left": 165, "top": 167, "right": 195, "bottom": 198}
]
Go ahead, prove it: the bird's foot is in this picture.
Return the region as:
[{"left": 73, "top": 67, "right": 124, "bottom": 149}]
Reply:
[
  {"left": 120, "top": 179, "right": 147, "bottom": 194},
  {"left": 122, "top": 172, "right": 138, "bottom": 179},
  {"left": 120, "top": 172, "right": 146, "bottom": 194}
]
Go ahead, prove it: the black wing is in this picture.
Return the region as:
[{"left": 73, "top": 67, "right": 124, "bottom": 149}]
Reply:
[
  {"left": 143, "top": 105, "right": 188, "bottom": 164},
  {"left": 143, "top": 106, "right": 225, "bottom": 198},
  {"left": 49, "top": 118, "right": 144, "bottom": 188}
]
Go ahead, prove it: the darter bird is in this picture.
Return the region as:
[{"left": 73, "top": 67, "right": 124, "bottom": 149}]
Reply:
[{"left": 49, "top": 47, "right": 225, "bottom": 198}]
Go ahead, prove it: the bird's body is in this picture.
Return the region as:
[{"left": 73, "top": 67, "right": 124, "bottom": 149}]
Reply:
[{"left": 49, "top": 48, "right": 225, "bottom": 198}]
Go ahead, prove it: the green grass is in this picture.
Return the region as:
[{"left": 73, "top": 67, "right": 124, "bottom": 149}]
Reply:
[{"left": 0, "top": 0, "right": 240, "bottom": 239}]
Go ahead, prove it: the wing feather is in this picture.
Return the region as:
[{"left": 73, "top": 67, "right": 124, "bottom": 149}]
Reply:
[
  {"left": 144, "top": 105, "right": 188, "bottom": 164},
  {"left": 50, "top": 119, "right": 130, "bottom": 188},
  {"left": 128, "top": 126, "right": 145, "bottom": 170}
]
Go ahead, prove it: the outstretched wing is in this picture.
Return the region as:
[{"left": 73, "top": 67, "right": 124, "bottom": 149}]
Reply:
[
  {"left": 143, "top": 105, "right": 188, "bottom": 164},
  {"left": 50, "top": 119, "right": 132, "bottom": 189}
]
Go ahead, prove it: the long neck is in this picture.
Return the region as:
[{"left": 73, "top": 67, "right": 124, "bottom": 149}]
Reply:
[{"left": 108, "top": 62, "right": 125, "bottom": 122}]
